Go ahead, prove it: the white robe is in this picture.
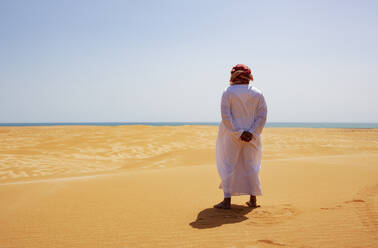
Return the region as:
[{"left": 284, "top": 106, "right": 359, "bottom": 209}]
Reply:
[{"left": 216, "top": 84, "right": 267, "bottom": 196}]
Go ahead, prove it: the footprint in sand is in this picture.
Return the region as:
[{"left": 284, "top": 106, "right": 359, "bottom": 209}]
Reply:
[
  {"left": 320, "top": 204, "right": 342, "bottom": 210},
  {"left": 245, "top": 204, "right": 298, "bottom": 225},
  {"left": 344, "top": 199, "right": 366, "bottom": 203},
  {"left": 257, "top": 239, "right": 286, "bottom": 246}
]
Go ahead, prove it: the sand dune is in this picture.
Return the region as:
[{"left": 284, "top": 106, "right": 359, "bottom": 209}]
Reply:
[{"left": 0, "top": 126, "right": 377, "bottom": 247}]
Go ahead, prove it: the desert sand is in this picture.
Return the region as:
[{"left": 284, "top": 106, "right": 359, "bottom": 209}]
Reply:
[{"left": 0, "top": 126, "right": 377, "bottom": 248}]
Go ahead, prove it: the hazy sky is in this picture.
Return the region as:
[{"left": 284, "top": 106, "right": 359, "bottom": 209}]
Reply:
[{"left": 1, "top": 0, "right": 377, "bottom": 123}]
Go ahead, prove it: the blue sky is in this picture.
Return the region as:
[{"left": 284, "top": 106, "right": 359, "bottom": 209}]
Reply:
[{"left": 1, "top": 0, "right": 377, "bottom": 123}]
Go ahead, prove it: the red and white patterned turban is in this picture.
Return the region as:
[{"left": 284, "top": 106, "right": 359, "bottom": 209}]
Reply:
[{"left": 230, "top": 64, "right": 253, "bottom": 84}]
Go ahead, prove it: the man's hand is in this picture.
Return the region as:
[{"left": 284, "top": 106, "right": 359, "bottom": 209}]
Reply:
[{"left": 240, "top": 131, "right": 253, "bottom": 142}]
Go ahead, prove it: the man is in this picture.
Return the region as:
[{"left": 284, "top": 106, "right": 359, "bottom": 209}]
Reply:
[{"left": 214, "top": 64, "right": 267, "bottom": 209}]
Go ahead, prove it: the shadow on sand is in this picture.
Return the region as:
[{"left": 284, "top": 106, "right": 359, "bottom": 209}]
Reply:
[{"left": 190, "top": 204, "right": 255, "bottom": 229}]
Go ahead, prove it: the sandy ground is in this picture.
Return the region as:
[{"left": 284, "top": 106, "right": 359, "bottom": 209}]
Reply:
[{"left": 0, "top": 126, "right": 377, "bottom": 248}]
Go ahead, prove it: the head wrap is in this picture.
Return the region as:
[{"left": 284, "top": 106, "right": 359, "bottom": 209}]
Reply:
[{"left": 230, "top": 64, "right": 253, "bottom": 85}]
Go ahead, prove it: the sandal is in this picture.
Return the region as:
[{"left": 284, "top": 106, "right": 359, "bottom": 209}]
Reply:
[
  {"left": 213, "top": 201, "right": 231, "bottom": 209},
  {"left": 246, "top": 201, "right": 261, "bottom": 208}
]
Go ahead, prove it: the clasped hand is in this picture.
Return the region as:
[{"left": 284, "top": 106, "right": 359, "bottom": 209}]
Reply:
[{"left": 240, "top": 131, "right": 253, "bottom": 142}]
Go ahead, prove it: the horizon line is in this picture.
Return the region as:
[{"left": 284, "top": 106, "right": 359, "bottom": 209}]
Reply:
[{"left": 1, "top": 121, "right": 378, "bottom": 124}]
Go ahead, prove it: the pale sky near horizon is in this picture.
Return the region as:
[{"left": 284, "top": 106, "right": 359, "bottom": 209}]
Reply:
[{"left": 1, "top": 0, "right": 377, "bottom": 123}]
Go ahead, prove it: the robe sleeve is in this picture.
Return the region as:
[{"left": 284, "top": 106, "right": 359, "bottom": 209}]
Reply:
[
  {"left": 221, "top": 91, "right": 244, "bottom": 138},
  {"left": 249, "top": 93, "right": 267, "bottom": 138}
]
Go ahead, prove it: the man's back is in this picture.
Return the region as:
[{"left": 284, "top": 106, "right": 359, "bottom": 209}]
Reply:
[{"left": 223, "top": 85, "right": 264, "bottom": 131}]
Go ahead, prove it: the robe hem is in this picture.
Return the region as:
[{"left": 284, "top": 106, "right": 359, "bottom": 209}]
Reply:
[
  {"left": 218, "top": 189, "right": 262, "bottom": 196},
  {"left": 226, "top": 192, "right": 262, "bottom": 196}
]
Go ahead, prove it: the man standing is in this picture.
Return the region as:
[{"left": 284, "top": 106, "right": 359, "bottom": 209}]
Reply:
[{"left": 214, "top": 64, "right": 267, "bottom": 209}]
